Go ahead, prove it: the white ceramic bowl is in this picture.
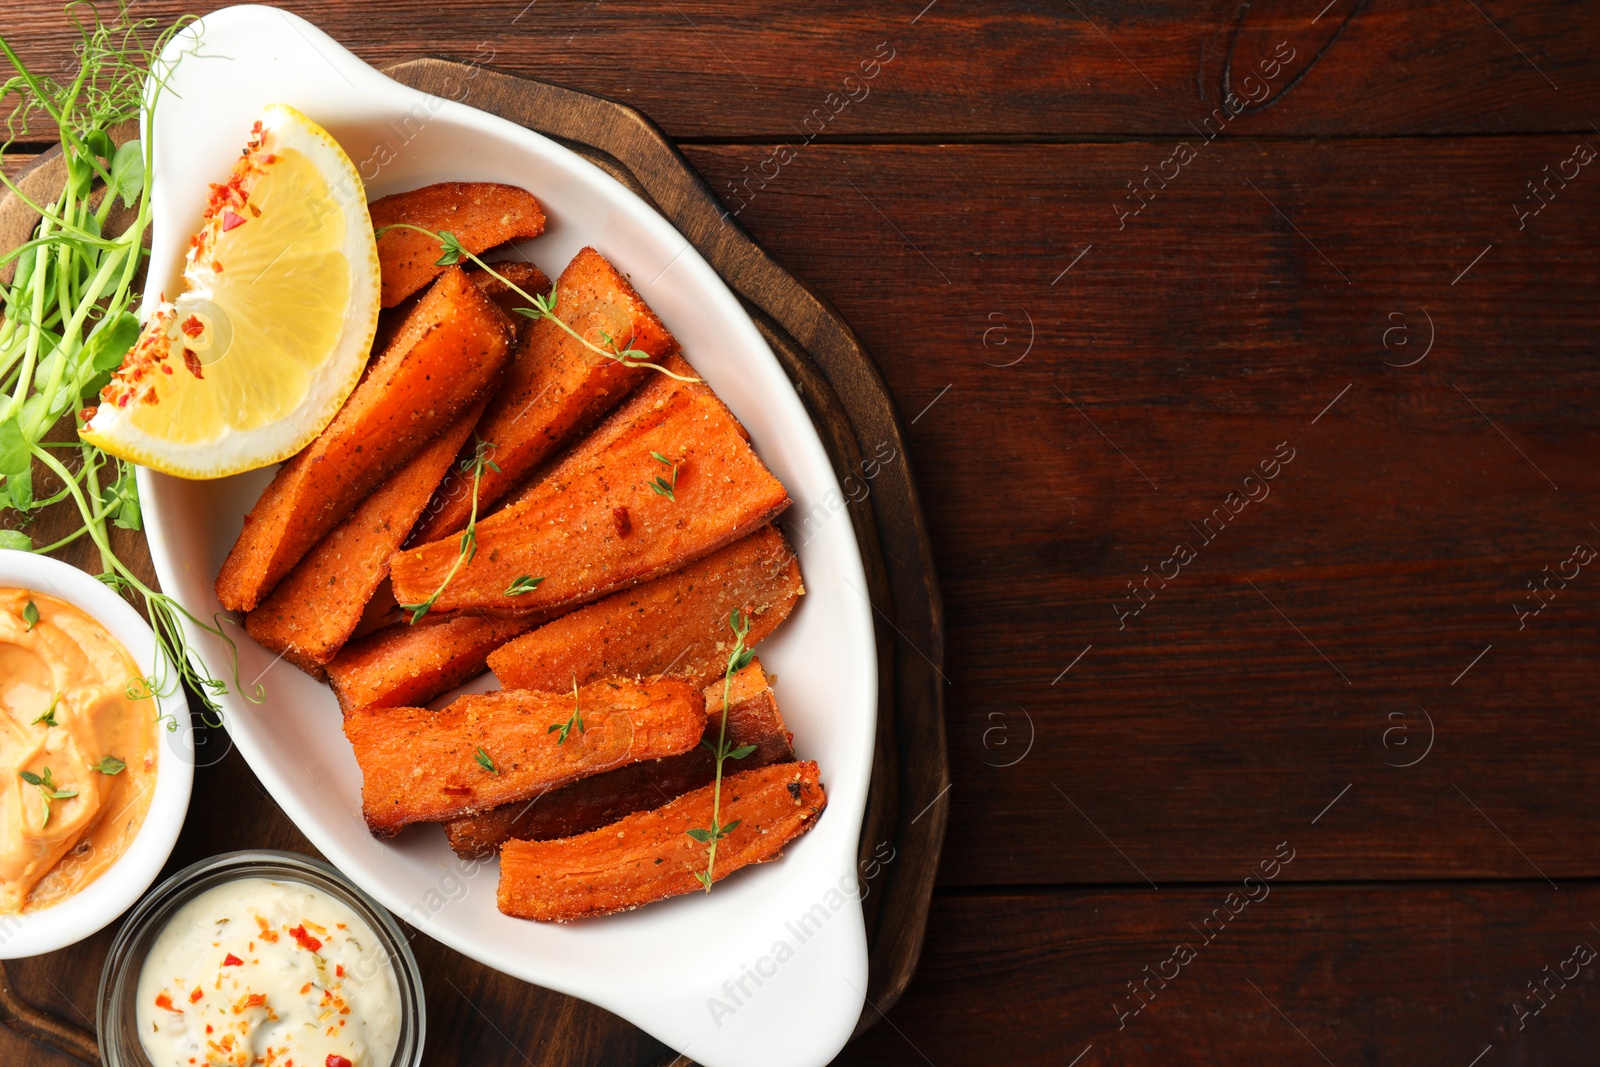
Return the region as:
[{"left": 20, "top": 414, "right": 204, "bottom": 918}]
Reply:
[
  {"left": 134, "top": 8, "right": 877, "bottom": 1067},
  {"left": 0, "top": 550, "right": 193, "bottom": 958}
]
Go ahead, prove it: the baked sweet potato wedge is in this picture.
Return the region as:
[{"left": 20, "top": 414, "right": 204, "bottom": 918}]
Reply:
[
  {"left": 325, "top": 612, "right": 538, "bottom": 714},
  {"left": 390, "top": 352, "right": 790, "bottom": 617},
  {"left": 243, "top": 396, "right": 489, "bottom": 674},
  {"left": 446, "top": 659, "right": 795, "bottom": 857},
  {"left": 216, "top": 267, "right": 514, "bottom": 612},
  {"left": 497, "top": 760, "right": 826, "bottom": 922},
  {"left": 467, "top": 260, "right": 552, "bottom": 323},
  {"left": 371, "top": 182, "right": 546, "bottom": 306},
  {"left": 346, "top": 677, "right": 705, "bottom": 836},
  {"left": 488, "top": 524, "right": 802, "bottom": 692},
  {"left": 412, "top": 247, "right": 675, "bottom": 543}
]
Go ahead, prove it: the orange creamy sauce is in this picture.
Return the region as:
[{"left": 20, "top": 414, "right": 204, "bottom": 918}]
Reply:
[{"left": 0, "top": 589, "right": 157, "bottom": 912}]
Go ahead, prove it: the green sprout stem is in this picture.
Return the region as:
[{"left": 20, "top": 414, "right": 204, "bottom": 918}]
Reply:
[{"left": 0, "top": 12, "right": 249, "bottom": 719}]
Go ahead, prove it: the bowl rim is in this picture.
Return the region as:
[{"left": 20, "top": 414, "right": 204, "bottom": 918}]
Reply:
[
  {"left": 97, "top": 848, "right": 427, "bottom": 1067},
  {"left": 0, "top": 549, "right": 193, "bottom": 958}
]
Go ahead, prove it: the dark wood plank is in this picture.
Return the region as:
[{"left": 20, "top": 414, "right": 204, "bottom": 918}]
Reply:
[
  {"left": 3, "top": 1, "right": 1599, "bottom": 139},
  {"left": 836, "top": 883, "right": 1600, "bottom": 1065},
  {"left": 680, "top": 136, "right": 1600, "bottom": 886}
]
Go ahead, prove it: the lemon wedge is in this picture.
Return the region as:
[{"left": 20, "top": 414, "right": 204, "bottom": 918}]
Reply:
[{"left": 82, "top": 104, "right": 380, "bottom": 479}]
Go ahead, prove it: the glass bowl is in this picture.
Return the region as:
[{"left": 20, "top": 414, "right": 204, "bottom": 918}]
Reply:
[{"left": 97, "top": 849, "right": 426, "bottom": 1066}]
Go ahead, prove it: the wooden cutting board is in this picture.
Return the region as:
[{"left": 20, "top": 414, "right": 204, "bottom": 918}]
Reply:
[{"left": 0, "top": 58, "right": 947, "bottom": 1066}]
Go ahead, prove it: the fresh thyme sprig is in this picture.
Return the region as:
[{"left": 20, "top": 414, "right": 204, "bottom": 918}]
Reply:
[
  {"left": 90, "top": 755, "right": 125, "bottom": 775},
  {"left": 0, "top": 11, "right": 254, "bottom": 719},
  {"left": 648, "top": 451, "right": 678, "bottom": 502},
  {"left": 504, "top": 574, "right": 544, "bottom": 596},
  {"left": 548, "top": 674, "right": 585, "bottom": 744},
  {"left": 32, "top": 691, "right": 61, "bottom": 727},
  {"left": 371, "top": 224, "right": 701, "bottom": 383},
  {"left": 19, "top": 766, "right": 77, "bottom": 828},
  {"left": 687, "top": 609, "right": 758, "bottom": 891},
  {"left": 401, "top": 437, "right": 497, "bottom": 623},
  {"left": 473, "top": 746, "right": 498, "bottom": 775}
]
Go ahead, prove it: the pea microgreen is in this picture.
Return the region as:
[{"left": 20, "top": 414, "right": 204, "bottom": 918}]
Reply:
[{"left": 0, "top": 12, "right": 256, "bottom": 721}]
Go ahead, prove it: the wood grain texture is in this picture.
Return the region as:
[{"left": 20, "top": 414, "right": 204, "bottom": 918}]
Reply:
[
  {"left": 834, "top": 883, "right": 1600, "bottom": 1066},
  {"left": 2, "top": 2, "right": 1599, "bottom": 139},
  {"left": 679, "top": 136, "right": 1600, "bottom": 887}
]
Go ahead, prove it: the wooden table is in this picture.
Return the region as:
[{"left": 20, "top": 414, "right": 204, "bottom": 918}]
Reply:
[{"left": 6, "top": 2, "right": 1600, "bottom": 1063}]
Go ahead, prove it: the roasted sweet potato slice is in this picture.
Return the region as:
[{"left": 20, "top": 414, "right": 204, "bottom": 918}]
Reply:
[
  {"left": 412, "top": 247, "right": 675, "bottom": 544},
  {"left": 446, "top": 660, "right": 795, "bottom": 857},
  {"left": 390, "top": 352, "right": 790, "bottom": 616},
  {"left": 347, "top": 677, "right": 705, "bottom": 836},
  {"left": 216, "top": 268, "right": 514, "bottom": 612},
  {"left": 488, "top": 525, "right": 801, "bottom": 692},
  {"left": 370, "top": 182, "right": 546, "bottom": 306},
  {"left": 243, "top": 396, "right": 489, "bottom": 674},
  {"left": 325, "top": 612, "right": 538, "bottom": 714},
  {"left": 467, "top": 260, "right": 552, "bottom": 323},
  {"left": 497, "top": 760, "right": 826, "bottom": 922}
]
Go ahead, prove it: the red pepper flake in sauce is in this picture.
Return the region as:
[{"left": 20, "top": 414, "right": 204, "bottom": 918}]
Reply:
[
  {"left": 222, "top": 953, "right": 244, "bottom": 966},
  {"left": 326, "top": 1055, "right": 354, "bottom": 1067},
  {"left": 233, "top": 992, "right": 267, "bottom": 1013},
  {"left": 288, "top": 925, "right": 323, "bottom": 953},
  {"left": 181, "top": 314, "right": 205, "bottom": 338},
  {"left": 222, "top": 210, "right": 247, "bottom": 231},
  {"left": 154, "top": 992, "right": 180, "bottom": 1013},
  {"left": 189, "top": 986, "right": 204, "bottom": 1003},
  {"left": 335, "top": 964, "right": 344, "bottom": 978}
]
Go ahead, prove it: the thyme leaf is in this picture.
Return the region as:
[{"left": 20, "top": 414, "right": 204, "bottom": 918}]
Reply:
[
  {"left": 504, "top": 575, "right": 544, "bottom": 596},
  {"left": 372, "top": 225, "right": 702, "bottom": 383},
  {"left": 401, "top": 437, "right": 496, "bottom": 623},
  {"left": 90, "top": 755, "right": 126, "bottom": 775},
  {"left": 32, "top": 691, "right": 61, "bottom": 727},
  {"left": 548, "top": 674, "right": 586, "bottom": 744},
  {"left": 687, "top": 608, "right": 754, "bottom": 891},
  {"left": 648, "top": 451, "right": 678, "bottom": 502}
]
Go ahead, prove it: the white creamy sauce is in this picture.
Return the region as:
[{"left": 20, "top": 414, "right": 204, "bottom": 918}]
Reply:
[{"left": 135, "top": 877, "right": 401, "bottom": 1067}]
